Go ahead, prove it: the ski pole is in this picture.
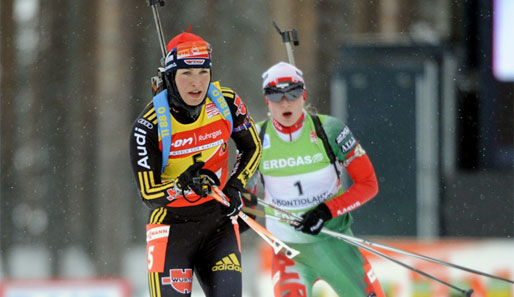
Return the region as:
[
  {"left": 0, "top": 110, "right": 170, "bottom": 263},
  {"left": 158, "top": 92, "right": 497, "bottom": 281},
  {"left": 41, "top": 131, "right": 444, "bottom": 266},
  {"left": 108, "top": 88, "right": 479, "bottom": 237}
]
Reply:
[
  {"left": 146, "top": 0, "right": 167, "bottom": 64},
  {"left": 210, "top": 187, "right": 300, "bottom": 259},
  {"left": 245, "top": 207, "right": 474, "bottom": 297},
  {"left": 322, "top": 229, "right": 514, "bottom": 285},
  {"left": 272, "top": 21, "right": 299, "bottom": 66},
  {"left": 145, "top": 0, "right": 168, "bottom": 94},
  {"left": 322, "top": 225, "right": 475, "bottom": 297},
  {"left": 254, "top": 197, "right": 514, "bottom": 285}
]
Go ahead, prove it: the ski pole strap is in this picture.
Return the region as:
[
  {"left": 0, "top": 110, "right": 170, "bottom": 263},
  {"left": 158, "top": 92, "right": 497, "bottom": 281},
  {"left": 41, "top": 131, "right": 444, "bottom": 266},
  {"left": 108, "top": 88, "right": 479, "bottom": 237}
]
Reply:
[
  {"left": 152, "top": 89, "right": 172, "bottom": 173},
  {"left": 207, "top": 82, "right": 233, "bottom": 134}
]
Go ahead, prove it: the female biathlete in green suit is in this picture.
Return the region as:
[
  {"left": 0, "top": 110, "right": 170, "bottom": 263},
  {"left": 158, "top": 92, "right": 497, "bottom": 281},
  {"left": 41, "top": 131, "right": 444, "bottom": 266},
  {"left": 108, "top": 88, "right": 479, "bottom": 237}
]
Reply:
[{"left": 255, "top": 62, "right": 386, "bottom": 297}]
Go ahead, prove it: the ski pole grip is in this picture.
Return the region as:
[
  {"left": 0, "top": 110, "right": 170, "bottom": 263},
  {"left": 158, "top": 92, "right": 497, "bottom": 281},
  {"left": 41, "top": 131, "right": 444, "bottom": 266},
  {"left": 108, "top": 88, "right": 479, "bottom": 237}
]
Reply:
[
  {"left": 146, "top": 0, "right": 165, "bottom": 6},
  {"left": 292, "top": 29, "right": 299, "bottom": 46},
  {"left": 272, "top": 21, "right": 299, "bottom": 45}
]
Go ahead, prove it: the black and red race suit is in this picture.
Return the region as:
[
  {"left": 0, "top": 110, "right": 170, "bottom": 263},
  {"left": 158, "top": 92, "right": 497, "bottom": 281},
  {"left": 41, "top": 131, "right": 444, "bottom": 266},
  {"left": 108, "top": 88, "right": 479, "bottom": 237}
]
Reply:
[{"left": 129, "top": 85, "right": 262, "bottom": 297}]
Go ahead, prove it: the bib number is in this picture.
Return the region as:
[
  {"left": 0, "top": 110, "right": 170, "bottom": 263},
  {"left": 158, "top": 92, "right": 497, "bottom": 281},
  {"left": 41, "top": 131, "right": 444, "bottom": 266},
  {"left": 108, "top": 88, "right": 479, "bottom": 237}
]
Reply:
[
  {"left": 294, "top": 181, "right": 303, "bottom": 195},
  {"left": 146, "top": 224, "right": 170, "bottom": 273}
]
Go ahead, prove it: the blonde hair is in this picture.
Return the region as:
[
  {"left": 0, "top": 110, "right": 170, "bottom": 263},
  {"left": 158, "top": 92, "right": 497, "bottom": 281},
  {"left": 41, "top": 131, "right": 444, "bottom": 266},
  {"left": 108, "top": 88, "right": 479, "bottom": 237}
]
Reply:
[{"left": 305, "top": 104, "right": 318, "bottom": 115}]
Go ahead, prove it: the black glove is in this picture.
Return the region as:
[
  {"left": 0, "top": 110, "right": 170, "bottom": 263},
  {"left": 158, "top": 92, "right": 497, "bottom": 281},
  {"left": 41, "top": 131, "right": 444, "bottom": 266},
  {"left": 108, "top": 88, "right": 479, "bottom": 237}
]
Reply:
[
  {"left": 295, "top": 203, "right": 332, "bottom": 235},
  {"left": 177, "top": 162, "right": 209, "bottom": 198},
  {"left": 221, "top": 185, "right": 243, "bottom": 217}
]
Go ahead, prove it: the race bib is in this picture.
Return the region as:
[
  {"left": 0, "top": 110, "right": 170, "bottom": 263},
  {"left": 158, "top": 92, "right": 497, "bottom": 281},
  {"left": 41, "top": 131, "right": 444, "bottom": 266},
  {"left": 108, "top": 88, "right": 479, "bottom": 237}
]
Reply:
[{"left": 146, "top": 224, "right": 170, "bottom": 273}]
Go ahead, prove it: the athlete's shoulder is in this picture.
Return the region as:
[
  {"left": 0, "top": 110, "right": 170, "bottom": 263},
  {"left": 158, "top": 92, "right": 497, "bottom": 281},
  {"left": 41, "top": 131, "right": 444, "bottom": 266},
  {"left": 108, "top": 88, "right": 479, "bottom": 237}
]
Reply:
[
  {"left": 214, "top": 83, "right": 239, "bottom": 109},
  {"left": 219, "top": 85, "right": 236, "bottom": 100},
  {"left": 313, "top": 113, "right": 343, "bottom": 126},
  {"left": 311, "top": 114, "right": 345, "bottom": 133},
  {"left": 217, "top": 84, "right": 244, "bottom": 106},
  {"left": 131, "top": 99, "right": 158, "bottom": 134},
  {"left": 214, "top": 83, "right": 249, "bottom": 124},
  {"left": 310, "top": 113, "right": 356, "bottom": 158},
  {"left": 136, "top": 100, "right": 159, "bottom": 126}
]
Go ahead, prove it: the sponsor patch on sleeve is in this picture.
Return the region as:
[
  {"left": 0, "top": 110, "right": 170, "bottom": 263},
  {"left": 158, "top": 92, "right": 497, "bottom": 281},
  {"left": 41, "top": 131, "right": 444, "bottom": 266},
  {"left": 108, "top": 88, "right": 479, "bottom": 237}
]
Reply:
[
  {"left": 335, "top": 126, "right": 356, "bottom": 154},
  {"left": 336, "top": 126, "right": 351, "bottom": 145},
  {"left": 340, "top": 136, "right": 356, "bottom": 154},
  {"left": 233, "top": 94, "right": 247, "bottom": 116}
]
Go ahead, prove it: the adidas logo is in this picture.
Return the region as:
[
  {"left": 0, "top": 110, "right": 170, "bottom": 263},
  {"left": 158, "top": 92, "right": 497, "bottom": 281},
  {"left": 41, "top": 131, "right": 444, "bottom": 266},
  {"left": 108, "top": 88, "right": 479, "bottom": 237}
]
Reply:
[{"left": 211, "top": 253, "right": 242, "bottom": 273}]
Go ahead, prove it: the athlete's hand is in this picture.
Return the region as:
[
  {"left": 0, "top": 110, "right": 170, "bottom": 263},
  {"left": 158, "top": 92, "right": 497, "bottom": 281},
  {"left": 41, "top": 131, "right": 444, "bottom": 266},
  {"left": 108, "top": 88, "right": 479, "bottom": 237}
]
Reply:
[
  {"left": 295, "top": 203, "right": 333, "bottom": 235},
  {"left": 177, "top": 162, "right": 209, "bottom": 197},
  {"left": 221, "top": 185, "right": 243, "bottom": 217}
]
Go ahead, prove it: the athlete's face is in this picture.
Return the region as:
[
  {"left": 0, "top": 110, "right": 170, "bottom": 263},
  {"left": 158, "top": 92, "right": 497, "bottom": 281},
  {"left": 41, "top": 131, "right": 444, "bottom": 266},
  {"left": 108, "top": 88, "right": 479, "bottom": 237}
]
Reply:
[
  {"left": 175, "top": 68, "right": 211, "bottom": 106},
  {"left": 267, "top": 94, "right": 305, "bottom": 127}
]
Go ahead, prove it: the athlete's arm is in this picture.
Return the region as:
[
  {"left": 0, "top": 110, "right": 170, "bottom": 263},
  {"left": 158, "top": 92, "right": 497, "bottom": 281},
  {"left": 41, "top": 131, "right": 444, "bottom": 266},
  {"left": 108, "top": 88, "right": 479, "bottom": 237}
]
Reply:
[
  {"left": 221, "top": 87, "right": 262, "bottom": 190},
  {"left": 320, "top": 115, "right": 379, "bottom": 217},
  {"left": 129, "top": 103, "right": 184, "bottom": 209}
]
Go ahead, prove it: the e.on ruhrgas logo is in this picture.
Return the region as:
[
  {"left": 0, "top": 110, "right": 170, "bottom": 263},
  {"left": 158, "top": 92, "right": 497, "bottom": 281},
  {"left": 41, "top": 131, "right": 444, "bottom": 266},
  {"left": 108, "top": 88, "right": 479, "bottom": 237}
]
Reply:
[{"left": 161, "top": 268, "right": 193, "bottom": 294}]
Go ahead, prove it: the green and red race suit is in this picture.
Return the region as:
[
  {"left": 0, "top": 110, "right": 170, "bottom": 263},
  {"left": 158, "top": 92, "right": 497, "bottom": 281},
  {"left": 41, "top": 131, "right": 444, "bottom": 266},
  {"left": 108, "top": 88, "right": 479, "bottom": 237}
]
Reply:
[{"left": 258, "top": 112, "right": 385, "bottom": 297}]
